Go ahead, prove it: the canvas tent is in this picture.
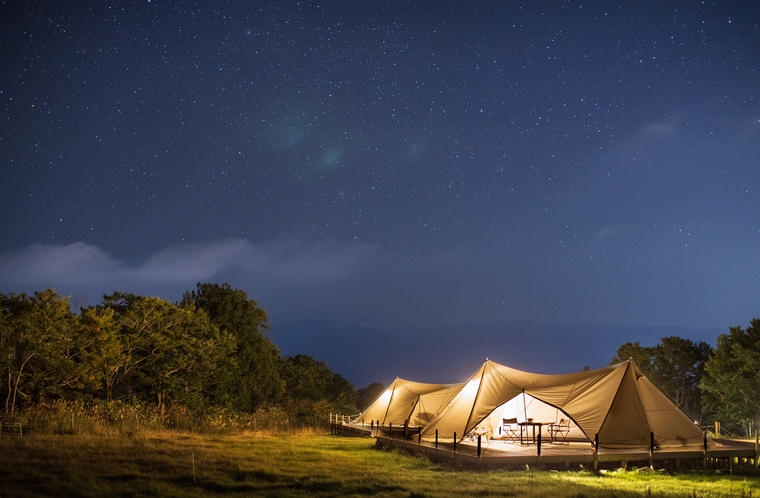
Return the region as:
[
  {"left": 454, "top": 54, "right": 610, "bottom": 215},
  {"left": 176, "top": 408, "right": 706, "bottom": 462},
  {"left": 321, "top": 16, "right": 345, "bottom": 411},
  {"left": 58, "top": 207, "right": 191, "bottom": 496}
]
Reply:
[
  {"left": 357, "top": 378, "right": 465, "bottom": 427},
  {"left": 419, "top": 359, "right": 705, "bottom": 449}
]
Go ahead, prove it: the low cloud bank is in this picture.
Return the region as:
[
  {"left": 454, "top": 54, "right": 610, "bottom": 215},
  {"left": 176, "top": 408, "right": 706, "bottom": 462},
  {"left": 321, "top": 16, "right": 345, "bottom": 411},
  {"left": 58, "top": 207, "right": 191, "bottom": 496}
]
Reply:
[{"left": 0, "top": 238, "right": 376, "bottom": 293}]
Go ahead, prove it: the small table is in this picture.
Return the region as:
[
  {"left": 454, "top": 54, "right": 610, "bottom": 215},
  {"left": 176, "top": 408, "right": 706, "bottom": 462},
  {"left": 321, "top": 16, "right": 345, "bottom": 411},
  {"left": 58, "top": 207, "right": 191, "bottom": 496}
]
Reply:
[
  {"left": 472, "top": 427, "right": 490, "bottom": 439},
  {"left": 518, "top": 421, "right": 544, "bottom": 445}
]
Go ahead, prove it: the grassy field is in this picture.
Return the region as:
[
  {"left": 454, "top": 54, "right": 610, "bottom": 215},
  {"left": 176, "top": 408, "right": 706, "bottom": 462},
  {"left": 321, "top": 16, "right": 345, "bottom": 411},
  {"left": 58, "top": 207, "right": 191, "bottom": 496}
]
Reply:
[{"left": 1, "top": 431, "right": 759, "bottom": 497}]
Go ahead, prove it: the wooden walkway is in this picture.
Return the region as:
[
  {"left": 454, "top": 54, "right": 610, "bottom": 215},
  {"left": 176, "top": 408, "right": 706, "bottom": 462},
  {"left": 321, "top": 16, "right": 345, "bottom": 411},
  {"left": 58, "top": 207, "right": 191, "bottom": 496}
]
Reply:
[{"left": 331, "top": 423, "right": 759, "bottom": 471}]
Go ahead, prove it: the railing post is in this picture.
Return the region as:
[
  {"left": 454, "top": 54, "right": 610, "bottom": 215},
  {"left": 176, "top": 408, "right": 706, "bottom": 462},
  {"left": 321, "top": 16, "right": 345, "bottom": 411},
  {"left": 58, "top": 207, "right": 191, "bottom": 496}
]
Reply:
[
  {"left": 537, "top": 431, "right": 541, "bottom": 458},
  {"left": 418, "top": 427, "right": 421, "bottom": 445},
  {"left": 453, "top": 432, "right": 457, "bottom": 454},
  {"left": 703, "top": 430, "right": 708, "bottom": 469},
  {"left": 435, "top": 429, "right": 438, "bottom": 449},
  {"left": 477, "top": 435, "right": 482, "bottom": 458},
  {"left": 389, "top": 422, "right": 392, "bottom": 440},
  {"left": 649, "top": 432, "right": 654, "bottom": 469},
  {"left": 593, "top": 433, "right": 599, "bottom": 471}
]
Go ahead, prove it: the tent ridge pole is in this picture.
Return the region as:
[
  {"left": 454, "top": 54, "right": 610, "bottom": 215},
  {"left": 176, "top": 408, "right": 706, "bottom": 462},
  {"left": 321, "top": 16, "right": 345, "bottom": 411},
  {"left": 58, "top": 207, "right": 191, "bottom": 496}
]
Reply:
[
  {"left": 462, "top": 360, "right": 490, "bottom": 442},
  {"left": 382, "top": 380, "right": 399, "bottom": 426}
]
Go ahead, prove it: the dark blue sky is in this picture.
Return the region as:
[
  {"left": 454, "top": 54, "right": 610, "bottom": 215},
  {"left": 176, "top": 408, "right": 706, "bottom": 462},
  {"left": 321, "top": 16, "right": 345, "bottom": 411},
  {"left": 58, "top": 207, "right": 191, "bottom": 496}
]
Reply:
[{"left": 2, "top": 1, "right": 759, "bottom": 385}]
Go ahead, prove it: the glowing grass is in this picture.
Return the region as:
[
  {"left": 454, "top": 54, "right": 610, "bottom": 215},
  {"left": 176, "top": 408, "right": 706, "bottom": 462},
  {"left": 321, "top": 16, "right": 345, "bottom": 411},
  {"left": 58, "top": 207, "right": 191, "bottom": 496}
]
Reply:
[{"left": 1, "top": 433, "right": 758, "bottom": 497}]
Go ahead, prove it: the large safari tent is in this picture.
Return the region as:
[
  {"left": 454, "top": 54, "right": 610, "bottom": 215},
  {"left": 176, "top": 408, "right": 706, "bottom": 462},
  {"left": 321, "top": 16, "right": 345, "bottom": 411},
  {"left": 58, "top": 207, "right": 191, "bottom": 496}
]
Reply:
[{"left": 358, "top": 359, "right": 705, "bottom": 449}]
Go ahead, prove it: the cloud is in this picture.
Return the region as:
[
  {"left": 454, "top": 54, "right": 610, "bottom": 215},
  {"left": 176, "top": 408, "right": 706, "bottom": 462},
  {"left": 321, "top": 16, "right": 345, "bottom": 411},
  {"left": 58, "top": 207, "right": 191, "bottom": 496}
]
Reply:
[
  {"left": 0, "top": 238, "right": 377, "bottom": 292},
  {"left": 639, "top": 116, "right": 681, "bottom": 138},
  {"left": 0, "top": 242, "right": 124, "bottom": 285},
  {"left": 132, "top": 239, "right": 253, "bottom": 282},
  {"left": 240, "top": 239, "right": 375, "bottom": 280}
]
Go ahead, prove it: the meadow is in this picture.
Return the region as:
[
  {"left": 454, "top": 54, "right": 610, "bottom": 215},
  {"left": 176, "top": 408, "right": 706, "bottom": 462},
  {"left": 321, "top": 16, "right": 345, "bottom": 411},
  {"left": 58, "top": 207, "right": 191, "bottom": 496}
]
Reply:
[{"left": 1, "top": 431, "right": 759, "bottom": 497}]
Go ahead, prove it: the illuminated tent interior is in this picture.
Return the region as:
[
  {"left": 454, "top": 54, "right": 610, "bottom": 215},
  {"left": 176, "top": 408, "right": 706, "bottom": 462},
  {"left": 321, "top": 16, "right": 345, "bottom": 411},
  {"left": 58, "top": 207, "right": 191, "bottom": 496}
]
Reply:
[
  {"left": 358, "top": 360, "right": 705, "bottom": 449},
  {"left": 483, "top": 393, "right": 585, "bottom": 442}
]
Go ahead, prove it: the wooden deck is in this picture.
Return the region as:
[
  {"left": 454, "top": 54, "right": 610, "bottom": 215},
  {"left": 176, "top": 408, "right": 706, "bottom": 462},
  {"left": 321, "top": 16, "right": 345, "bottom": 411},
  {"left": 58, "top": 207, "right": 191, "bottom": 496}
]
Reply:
[{"left": 331, "top": 423, "right": 759, "bottom": 471}]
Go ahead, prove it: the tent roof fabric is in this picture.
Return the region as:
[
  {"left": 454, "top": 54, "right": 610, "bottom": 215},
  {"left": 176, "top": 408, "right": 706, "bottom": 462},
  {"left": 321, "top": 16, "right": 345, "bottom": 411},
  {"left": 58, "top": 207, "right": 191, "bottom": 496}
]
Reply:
[
  {"left": 357, "top": 378, "right": 465, "bottom": 427},
  {"left": 402, "top": 360, "right": 705, "bottom": 449}
]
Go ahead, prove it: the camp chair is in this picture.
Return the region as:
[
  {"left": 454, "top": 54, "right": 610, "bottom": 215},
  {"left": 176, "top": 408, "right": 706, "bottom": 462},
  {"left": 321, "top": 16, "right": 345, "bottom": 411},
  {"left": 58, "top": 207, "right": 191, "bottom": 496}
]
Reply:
[
  {"left": 502, "top": 418, "right": 519, "bottom": 443},
  {"left": 550, "top": 418, "right": 571, "bottom": 444}
]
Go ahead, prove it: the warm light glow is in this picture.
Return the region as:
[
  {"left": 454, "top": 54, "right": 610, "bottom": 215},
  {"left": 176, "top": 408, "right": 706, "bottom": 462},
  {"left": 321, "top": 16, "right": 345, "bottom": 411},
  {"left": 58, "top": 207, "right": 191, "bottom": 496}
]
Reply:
[{"left": 459, "top": 377, "right": 481, "bottom": 401}]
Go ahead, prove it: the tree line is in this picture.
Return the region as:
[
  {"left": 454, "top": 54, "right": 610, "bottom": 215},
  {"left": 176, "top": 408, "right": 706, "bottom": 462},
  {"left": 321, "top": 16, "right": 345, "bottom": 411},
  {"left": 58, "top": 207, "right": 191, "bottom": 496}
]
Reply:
[
  {"left": 2, "top": 283, "right": 759, "bottom": 436},
  {"left": 0, "top": 283, "right": 356, "bottom": 427},
  {"left": 611, "top": 319, "right": 760, "bottom": 437}
]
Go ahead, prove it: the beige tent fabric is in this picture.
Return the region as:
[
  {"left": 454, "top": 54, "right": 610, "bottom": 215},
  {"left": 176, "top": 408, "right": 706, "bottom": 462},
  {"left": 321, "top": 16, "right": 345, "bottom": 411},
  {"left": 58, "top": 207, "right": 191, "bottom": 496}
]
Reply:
[
  {"left": 357, "top": 378, "right": 465, "bottom": 427},
  {"left": 637, "top": 372, "right": 704, "bottom": 447},
  {"left": 419, "top": 360, "right": 704, "bottom": 448}
]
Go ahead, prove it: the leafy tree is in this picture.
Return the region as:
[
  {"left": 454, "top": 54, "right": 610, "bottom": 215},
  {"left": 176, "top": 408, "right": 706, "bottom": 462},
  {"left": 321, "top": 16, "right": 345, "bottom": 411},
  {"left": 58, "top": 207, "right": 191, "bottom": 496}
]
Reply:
[
  {"left": 78, "top": 306, "right": 124, "bottom": 401},
  {"left": 702, "top": 320, "right": 760, "bottom": 434},
  {"left": 650, "top": 336, "right": 711, "bottom": 423},
  {"left": 281, "top": 355, "right": 357, "bottom": 420},
  {"left": 101, "top": 292, "right": 235, "bottom": 414},
  {"left": 356, "top": 382, "right": 385, "bottom": 411},
  {"left": 182, "top": 283, "right": 283, "bottom": 411},
  {"left": 0, "top": 289, "right": 84, "bottom": 413},
  {"left": 0, "top": 284, "right": 360, "bottom": 429}
]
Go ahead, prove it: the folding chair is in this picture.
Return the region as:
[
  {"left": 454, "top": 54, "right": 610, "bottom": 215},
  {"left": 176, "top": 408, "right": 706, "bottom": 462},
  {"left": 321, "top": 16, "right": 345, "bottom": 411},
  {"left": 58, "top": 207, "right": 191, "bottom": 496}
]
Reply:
[
  {"left": 550, "top": 418, "right": 571, "bottom": 444},
  {"left": 502, "top": 417, "right": 520, "bottom": 443}
]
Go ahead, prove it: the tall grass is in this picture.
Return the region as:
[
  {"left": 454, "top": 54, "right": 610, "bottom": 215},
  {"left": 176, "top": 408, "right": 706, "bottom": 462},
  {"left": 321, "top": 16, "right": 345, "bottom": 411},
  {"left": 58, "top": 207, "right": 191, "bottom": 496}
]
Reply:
[{"left": 1, "top": 399, "right": 299, "bottom": 437}]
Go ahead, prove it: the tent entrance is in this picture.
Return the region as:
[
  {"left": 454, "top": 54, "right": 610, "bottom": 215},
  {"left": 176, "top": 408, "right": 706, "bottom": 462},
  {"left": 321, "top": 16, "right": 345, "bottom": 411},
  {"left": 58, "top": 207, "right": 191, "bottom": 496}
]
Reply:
[{"left": 479, "top": 394, "right": 585, "bottom": 443}]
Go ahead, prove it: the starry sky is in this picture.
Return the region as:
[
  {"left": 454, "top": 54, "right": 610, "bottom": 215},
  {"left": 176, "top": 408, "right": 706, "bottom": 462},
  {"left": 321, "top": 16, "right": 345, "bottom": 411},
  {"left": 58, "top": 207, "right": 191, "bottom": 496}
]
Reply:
[{"left": 2, "top": 1, "right": 759, "bottom": 386}]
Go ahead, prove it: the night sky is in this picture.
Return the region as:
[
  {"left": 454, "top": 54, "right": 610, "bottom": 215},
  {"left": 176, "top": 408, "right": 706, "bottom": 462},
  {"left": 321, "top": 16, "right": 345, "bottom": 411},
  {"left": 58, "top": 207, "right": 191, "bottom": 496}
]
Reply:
[{"left": 2, "top": 1, "right": 759, "bottom": 387}]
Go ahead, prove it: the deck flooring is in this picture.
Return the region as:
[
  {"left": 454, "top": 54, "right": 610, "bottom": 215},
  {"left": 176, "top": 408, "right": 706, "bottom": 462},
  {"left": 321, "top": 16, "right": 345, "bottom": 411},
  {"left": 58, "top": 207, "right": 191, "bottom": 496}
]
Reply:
[{"left": 333, "top": 425, "right": 759, "bottom": 470}]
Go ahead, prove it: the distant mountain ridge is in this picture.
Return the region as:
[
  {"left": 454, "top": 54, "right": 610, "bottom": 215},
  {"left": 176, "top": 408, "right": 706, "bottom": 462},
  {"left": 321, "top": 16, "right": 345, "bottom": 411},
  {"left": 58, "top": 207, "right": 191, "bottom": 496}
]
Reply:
[{"left": 269, "top": 320, "right": 722, "bottom": 389}]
